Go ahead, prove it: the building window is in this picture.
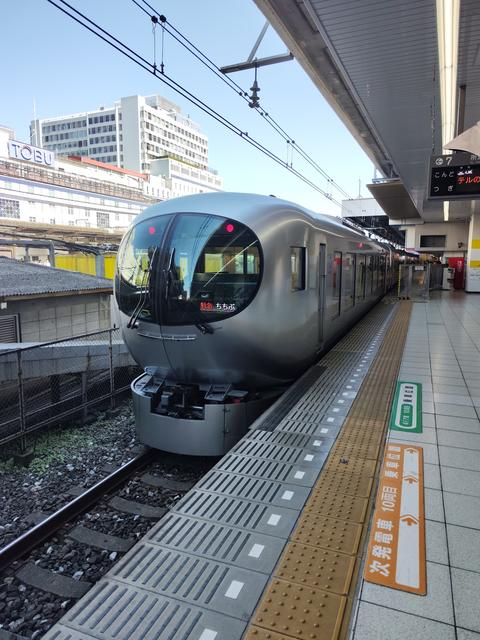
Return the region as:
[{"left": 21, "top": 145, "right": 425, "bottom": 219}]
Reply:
[
  {"left": 420, "top": 235, "right": 446, "bottom": 248},
  {"left": 0, "top": 198, "right": 20, "bottom": 219},
  {"left": 96, "top": 211, "right": 110, "bottom": 228},
  {"left": 29, "top": 216, "right": 36, "bottom": 223},
  {"left": 291, "top": 247, "right": 306, "bottom": 291},
  {"left": 50, "top": 218, "right": 56, "bottom": 224}
]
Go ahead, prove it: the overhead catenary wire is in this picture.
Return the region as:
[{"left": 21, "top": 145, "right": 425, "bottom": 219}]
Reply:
[
  {"left": 45, "top": 0, "right": 345, "bottom": 205},
  {"left": 44, "top": 0, "right": 401, "bottom": 248},
  {"left": 132, "top": 0, "right": 352, "bottom": 200}
]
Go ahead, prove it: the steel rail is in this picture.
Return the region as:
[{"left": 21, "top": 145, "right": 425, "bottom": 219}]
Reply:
[{"left": 0, "top": 448, "right": 155, "bottom": 573}]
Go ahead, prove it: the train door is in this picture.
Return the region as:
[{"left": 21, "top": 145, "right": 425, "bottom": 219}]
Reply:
[{"left": 318, "top": 243, "right": 326, "bottom": 344}]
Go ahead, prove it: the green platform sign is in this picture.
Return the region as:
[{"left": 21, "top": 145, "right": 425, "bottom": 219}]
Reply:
[{"left": 389, "top": 381, "right": 422, "bottom": 433}]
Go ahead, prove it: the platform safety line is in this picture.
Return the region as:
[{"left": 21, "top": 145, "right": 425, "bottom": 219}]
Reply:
[{"left": 244, "top": 301, "right": 412, "bottom": 640}]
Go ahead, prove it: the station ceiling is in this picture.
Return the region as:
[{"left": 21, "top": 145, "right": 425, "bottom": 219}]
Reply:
[{"left": 254, "top": 0, "right": 480, "bottom": 224}]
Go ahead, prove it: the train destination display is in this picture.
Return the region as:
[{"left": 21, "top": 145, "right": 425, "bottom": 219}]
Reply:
[{"left": 429, "top": 152, "right": 480, "bottom": 199}]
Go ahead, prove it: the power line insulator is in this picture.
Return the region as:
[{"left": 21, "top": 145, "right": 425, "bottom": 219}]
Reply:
[{"left": 248, "top": 79, "right": 260, "bottom": 108}]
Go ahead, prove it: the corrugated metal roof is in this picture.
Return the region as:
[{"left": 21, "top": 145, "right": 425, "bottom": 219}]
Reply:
[{"left": 0, "top": 257, "right": 112, "bottom": 298}]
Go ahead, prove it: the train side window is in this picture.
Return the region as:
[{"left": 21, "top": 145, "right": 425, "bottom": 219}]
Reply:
[
  {"left": 341, "top": 253, "right": 355, "bottom": 311},
  {"left": 356, "top": 255, "right": 366, "bottom": 301},
  {"left": 291, "top": 247, "right": 306, "bottom": 291},
  {"left": 373, "top": 255, "right": 379, "bottom": 291},
  {"left": 367, "top": 255, "right": 374, "bottom": 294},
  {"left": 327, "top": 251, "right": 342, "bottom": 317},
  {"left": 379, "top": 255, "right": 386, "bottom": 290}
]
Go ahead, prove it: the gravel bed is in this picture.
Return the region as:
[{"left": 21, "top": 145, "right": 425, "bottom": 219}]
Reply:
[
  {"left": 0, "top": 402, "right": 217, "bottom": 638},
  {"left": 0, "top": 401, "right": 138, "bottom": 548}
]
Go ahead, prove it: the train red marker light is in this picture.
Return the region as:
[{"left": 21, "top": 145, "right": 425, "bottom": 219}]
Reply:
[
  {"left": 148, "top": 226, "right": 156, "bottom": 235},
  {"left": 225, "top": 223, "right": 235, "bottom": 233}
]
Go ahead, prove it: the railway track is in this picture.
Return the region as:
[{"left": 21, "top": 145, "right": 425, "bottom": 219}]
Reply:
[{"left": 0, "top": 447, "right": 215, "bottom": 638}]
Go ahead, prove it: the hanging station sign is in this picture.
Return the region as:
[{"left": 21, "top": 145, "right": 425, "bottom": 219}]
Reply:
[{"left": 429, "top": 152, "right": 480, "bottom": 199}]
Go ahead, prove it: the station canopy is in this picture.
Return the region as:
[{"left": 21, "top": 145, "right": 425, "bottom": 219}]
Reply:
[{"left": 254, "top": 0, "right": 480, "bottom": 224}]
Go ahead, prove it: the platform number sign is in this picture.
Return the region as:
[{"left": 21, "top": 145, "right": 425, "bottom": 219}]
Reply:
[
  {"left": 429, "top": 152, "right": 480, "bottom": 199},
  {"left": 390, "top": 382, "right": 422, "bottom": 433}
]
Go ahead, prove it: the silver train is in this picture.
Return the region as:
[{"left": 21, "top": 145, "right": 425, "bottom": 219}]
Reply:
[{"left": 114, "top": 192, "right": 393, "bottom": 455}]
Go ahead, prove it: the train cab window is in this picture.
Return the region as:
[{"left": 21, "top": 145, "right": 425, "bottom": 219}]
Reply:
[
  {"left": 163, "top": 214, "right": 262, "bottom": 324},
  {"left": 356, "top": 255, "right": 366, "bottom": 301},
  {"left": 326, "top": 251, "right": 342, "bottom": 318},
  {"left": 341, "top": 253, "right": 355, "bottom": 311},
  {"left": 291, "top": 247, "right": 306, "bottom": 291},
  {"left": 115, "top": 215, "right": 173, "bottom": 322}
]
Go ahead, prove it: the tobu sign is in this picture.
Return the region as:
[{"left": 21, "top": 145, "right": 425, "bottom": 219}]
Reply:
[{"left": 8, "top": 141, "right": 55, "bottom": 167}]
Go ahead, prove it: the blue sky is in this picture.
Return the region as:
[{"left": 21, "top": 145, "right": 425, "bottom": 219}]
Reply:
[{"left": 2, "top": 0, "right": 374, "bottom": 215}]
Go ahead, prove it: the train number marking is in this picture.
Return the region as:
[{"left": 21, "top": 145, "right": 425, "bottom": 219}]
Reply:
[
  {"left": 282, "top": 490, "right": 294, "bottom": 501},
  {"left": 199, "top": 630, "right": 217, "bottom": 640},
  {"left": 294, "top": 471, "right": 305, "bottom": 479},
  {"left": 304, "top": 454, "right": 314, "bottom": 462}
]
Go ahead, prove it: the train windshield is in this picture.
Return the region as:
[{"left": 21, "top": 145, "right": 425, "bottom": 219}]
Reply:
[
  {"left": 163, "top": 213, "right": 262, "bottom": 324},
  {"left": 115, "top": 215, "right": 173, "bottom": 322},
  {"left": 116, "top": 213, "right": 262, "bottom": 325}
]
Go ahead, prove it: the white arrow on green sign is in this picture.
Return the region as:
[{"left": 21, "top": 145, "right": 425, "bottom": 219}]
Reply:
[{"left": 389, "top": 381, "right": 422, "bottom": 433}]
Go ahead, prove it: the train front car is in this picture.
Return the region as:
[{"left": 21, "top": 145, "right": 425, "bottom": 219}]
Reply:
[
  {"left": 115, "top": 192, "right": 387, "bottom": 455},
  {"left": 115, "top": 194, "right": 303, "bottom": 455}
]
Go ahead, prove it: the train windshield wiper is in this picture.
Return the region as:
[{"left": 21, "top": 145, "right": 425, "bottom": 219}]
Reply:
[{"left": 127, "top": 247, "right": 158, "bottom": 329}]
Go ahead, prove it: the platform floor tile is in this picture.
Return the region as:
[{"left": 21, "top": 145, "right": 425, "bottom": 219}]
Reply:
[
  {"left": 173, "top": 490, "right": 299, "bottom": 539},
  {"left": 108, "top": 543, "right": 267, "bottom": 620},
  {"left": 451, "top": 568, "right": 480, "bottom": 633},
  {"left": 231, "top": 439, "right": 327, "bottom": 468},
  {"left": 42, "top": 581, "right": 247, "bottom": 640},
  {"left": 195, "top": 471, "right": 311, "bottom": 510},
  {"left": 215, "top": 454, "right": 321, "bottom": 487},
  {"left": 144, "top": 513, "right": 285, "bottom": 574},
  {"left": 352, "top": 602, "right": 456, "bottom": 640}
]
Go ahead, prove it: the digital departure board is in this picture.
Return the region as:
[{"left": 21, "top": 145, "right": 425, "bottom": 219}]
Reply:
[{"left": 429, "top": 152, "right": 480, "bottom": 199}]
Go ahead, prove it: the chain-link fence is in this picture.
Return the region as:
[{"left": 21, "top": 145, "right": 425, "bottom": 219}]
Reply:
[{"left": 0, "top": 327, "right": 141, "bottom": 449}]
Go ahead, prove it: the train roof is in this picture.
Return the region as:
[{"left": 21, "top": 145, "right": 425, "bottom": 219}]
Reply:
[{"left": 133, "top": 192, "right": 387, "bottom": 252}]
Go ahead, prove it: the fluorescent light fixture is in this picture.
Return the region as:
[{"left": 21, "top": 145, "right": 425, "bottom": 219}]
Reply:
[
  {"left": 436, "top": 0, "right": 461, "bottom": 149},
  {"left": 444, "top": 201, "right": 450, "bottom": 221}
]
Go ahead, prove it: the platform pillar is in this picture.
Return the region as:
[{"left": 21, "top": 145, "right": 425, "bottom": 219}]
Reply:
[{"left": 466, "top": 211, "right": 480, "bottom": 292}]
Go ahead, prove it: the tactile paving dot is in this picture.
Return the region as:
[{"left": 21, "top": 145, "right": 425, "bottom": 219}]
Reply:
[
  {"left": 275, "top": 542, "right": 355, "bottom": 595},
  {"left": 252, "top": 579, "right": 346, "bottom": 640},
  {"left": 317, "top": 470, "right": 373, "bottom": 498},
  {"left": 291, "top": 514, "right": 363, "bottom": 555},
  {"left": 304, "top": 490, "right": 368, "bottom": 522}
]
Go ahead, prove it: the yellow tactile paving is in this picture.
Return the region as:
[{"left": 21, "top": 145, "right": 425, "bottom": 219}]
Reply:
[
  {"left": 246, "top": 302, "right": 412, "bottom": 640},
  {"left": 323, "top": 455, "right": 377, "bottom": 477},
  {"left": 313, "top": 470, "right": 373, "bottom": 498},
  {"left": 303, "top": 491, "right": 369, "bottom": 523},
  {"left": 251, "top": 579, "right": 346, "bottom": 640},
  {"left": 243, "top": 628, "right": 294, "bottom": 640},
  {"left": 291, "top": 514, "right": 364, "bottom": 556},
  {"left": 276, "top": 542, "right": 355, "bottom": 595}
]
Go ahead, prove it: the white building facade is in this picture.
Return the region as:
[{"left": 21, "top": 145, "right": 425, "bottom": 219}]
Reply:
[
  {"left": 30, "top": 94, "right": 221, "bottom": 186},
  {"left": 0, "top": 123, "right": 223, "bottom": 233}
]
